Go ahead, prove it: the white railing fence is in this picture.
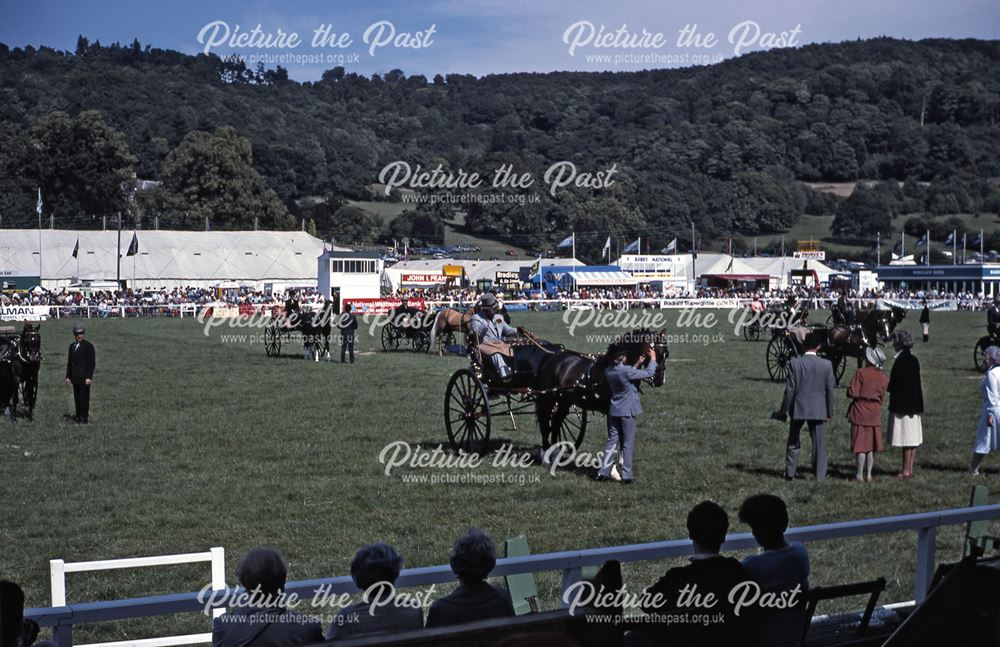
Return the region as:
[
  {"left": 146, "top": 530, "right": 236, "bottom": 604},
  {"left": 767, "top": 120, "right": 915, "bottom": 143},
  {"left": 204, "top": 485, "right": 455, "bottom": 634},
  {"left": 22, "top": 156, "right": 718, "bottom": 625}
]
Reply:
[{"left": 48, "top": 547, "right": 225, "bottom": 647}]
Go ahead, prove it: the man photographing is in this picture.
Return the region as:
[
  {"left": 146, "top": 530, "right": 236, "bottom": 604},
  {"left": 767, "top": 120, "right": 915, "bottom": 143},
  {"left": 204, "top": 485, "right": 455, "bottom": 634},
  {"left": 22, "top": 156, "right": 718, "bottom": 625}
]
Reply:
[{"left": 65, "top": 324, "right": 95, "bottom": 424}]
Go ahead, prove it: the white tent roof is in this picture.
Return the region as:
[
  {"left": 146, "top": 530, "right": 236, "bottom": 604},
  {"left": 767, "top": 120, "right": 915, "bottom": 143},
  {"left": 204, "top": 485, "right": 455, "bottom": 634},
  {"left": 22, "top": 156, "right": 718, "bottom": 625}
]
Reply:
[{"left": 0, "top": 229, "right": 328, "bottom": 284}]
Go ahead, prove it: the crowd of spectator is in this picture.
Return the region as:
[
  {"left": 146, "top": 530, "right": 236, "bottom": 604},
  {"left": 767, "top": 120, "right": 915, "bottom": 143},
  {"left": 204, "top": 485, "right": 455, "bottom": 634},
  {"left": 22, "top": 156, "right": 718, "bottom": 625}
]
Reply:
[{"left": 1, "top": 496, "right": 814, "bottom": 647}]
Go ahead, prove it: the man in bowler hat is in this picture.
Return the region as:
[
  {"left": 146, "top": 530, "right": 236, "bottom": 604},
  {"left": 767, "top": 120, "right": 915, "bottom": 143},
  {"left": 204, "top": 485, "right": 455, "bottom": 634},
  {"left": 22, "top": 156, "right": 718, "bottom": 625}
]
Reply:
[{"left": 65, "top": 324, "right": 96, "bottom": 423}]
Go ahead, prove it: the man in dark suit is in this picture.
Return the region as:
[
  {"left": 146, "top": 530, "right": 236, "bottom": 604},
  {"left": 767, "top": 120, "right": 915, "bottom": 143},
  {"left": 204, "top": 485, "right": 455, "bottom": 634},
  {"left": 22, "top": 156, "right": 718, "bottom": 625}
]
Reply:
[
  {"left": 338, "top": 303, "right": 358, "bottom": 363},
  {"left": 639, "top": 501, "right": 754, "bottom": 646},
  {"left": 595, "top": 343, "right": 658, "bottom": 485},
  {"left": 64, "top": 324, "right": 95, "bottom": 424},
  {"left": 777, "top": 333, "right": 835, "bottom": 481}
]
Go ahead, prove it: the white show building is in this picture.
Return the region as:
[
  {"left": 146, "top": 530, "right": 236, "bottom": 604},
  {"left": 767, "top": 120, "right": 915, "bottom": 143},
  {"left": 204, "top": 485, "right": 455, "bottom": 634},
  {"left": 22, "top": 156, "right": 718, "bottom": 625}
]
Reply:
[{"left": 316, "top": 249, "right": 384, "bottom": 301}]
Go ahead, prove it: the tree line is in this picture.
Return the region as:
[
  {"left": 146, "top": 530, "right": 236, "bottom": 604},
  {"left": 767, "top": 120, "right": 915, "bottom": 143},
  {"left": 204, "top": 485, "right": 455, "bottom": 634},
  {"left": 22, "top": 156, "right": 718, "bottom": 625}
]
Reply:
[{"left": 0, "top": 36, "right": 998, "bottom": 258}]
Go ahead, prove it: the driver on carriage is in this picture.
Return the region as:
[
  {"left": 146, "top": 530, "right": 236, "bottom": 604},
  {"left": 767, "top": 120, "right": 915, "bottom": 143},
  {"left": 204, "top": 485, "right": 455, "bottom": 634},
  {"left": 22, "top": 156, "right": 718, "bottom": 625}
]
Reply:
[
  {"left": 468, "top": 292, "right": 529, "bottom": 382},
  {"left": 750, "top": 293, "right": 765, "bottom": 314},
  {"left": 284, "top": 289, "right": 301, "bottom": 328},
  {"left": 391, "top": 296, "right": 419, "bottom": 328},
  {"left": 836, "top": 290, "right": 855, "bottom": 326}
]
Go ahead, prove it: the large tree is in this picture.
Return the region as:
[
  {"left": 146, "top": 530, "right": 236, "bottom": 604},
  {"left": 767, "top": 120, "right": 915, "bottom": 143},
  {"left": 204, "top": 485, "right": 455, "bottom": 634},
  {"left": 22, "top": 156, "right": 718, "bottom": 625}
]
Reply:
[
  {"left": 158, "top": 128, "right": 291, "bottom": 229},
  {"left": 30, "top": 110, "right": 137, "bottom": 220}
]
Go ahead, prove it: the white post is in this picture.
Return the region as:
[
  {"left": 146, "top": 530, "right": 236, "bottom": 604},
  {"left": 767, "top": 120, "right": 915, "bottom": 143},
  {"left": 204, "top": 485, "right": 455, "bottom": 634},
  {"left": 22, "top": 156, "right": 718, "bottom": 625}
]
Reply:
[
  {"left": 210, "top": 547, "right": 226, "bottom": 618},
  {"left": 50, "top": 559, "right": 67, "bottom": 607},
  {"left": 914, "top": 526, "right": 937, "bottom": 602}
]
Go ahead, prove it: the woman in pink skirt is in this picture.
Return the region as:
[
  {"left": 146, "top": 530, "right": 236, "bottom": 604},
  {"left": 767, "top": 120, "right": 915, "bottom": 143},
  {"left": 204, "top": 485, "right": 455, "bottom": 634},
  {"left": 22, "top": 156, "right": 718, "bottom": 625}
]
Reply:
[{"left": 847, "top": 347, "right": 889, "bottom": 481}]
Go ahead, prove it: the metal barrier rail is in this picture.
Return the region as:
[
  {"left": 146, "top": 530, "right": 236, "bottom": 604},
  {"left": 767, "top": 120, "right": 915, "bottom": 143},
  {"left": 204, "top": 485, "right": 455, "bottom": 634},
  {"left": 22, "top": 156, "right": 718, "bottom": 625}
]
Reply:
[{"left": 24, "top": 504, "right": 1000, "bottom": 646}]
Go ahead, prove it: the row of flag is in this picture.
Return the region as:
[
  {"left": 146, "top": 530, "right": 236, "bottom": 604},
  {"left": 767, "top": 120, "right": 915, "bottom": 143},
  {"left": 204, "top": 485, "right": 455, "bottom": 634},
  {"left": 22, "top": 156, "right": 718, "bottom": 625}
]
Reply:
[
  {"left": 70, "top": 233, "right": 139, "bottom": 258},
  {"left": 557, "top": 233, "right": 679, "bottom": 255}
]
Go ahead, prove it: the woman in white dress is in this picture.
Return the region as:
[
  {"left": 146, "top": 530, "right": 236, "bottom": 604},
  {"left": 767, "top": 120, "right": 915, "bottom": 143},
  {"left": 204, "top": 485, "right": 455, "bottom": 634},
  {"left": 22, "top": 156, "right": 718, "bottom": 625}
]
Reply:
[{"left": 971, "top": 346, "right": 1000, "bottom": 475}]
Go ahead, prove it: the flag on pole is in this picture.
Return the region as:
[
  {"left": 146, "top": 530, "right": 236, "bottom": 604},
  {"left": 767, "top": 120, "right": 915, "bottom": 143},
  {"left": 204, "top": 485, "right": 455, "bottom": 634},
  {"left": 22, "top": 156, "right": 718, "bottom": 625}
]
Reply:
[
  {"left": 72, "top": 238, "right": 79, "bottom": 259},
  {"left": 974, "top": 231, "right": 983, "bottom": 245},
  {"left": 36, "top": 188, "right": 43, "bottom": 215},
  {"left": 914, "top": 232, "right": 929, "bottom": 248},
  {"left": 944, "top": 231, "right": 955, "bottom": 246},
  {"left": 892, "top": 237, "right": 902, "bottom": 253},
  {"left": 126, "top": 232, "right": 139, "bottom": 256},
  {"left": 601, "top": 236, "right": 611, "bottom": 259},
  {"left": 557, "top": 234, "right": 575, "bottom": 249},
  {"left": 623, "top": 238, "right": 640, "bottom": 253},
  {"left": 662, "top": 238, "right": 678, "bottom": 254}
]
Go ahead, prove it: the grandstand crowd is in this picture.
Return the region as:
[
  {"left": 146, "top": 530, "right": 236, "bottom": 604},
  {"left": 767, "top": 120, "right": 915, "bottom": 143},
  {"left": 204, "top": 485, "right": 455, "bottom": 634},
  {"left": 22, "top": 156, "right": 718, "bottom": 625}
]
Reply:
[{"left": 0, "top": 284, "right": 991, "bottom": 311}]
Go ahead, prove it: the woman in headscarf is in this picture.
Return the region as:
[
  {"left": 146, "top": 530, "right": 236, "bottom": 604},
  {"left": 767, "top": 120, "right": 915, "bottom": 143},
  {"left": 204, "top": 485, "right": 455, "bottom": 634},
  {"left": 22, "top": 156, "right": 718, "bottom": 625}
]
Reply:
[
  {"left": 847, "top": 347, "right": 889, "bottom": 482},
  {"left": 970, "top": 346, "right": 1000, "bottom": 475}
]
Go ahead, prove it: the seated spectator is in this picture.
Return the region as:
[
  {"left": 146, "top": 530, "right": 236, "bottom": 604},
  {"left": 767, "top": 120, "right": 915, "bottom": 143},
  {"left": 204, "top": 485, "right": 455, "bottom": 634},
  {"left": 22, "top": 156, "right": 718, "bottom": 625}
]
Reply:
[
  {"left": 425, "top": 529, "right": 515, "bottom": 627},
  {"left": 0, "top": 581, "right": 54, "bottom": 647},
  {"left": 325, "top": 543, "right": 423, "bottom": 641},
  {"left": 212, "top": 547, "right": 322, "bottom": 647},
  {"left": 638, "top": 501, "right": 751, "bottom": 646},
  {"left": 739, "top": 495, "right": 810, "bottom": 647}
]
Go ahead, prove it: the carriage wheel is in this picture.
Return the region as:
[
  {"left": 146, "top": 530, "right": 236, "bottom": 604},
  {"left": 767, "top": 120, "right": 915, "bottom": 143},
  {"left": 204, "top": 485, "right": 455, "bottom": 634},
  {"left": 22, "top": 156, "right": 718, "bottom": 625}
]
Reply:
[
  {"left": 975, "top": 336, "right": 990, "bottom": 372},
  {"left": 381, "top": 325, "right": 399, "bottom": 352},
  {"left": 549, "top": 402, "right": 588, "bottom": 450},
  {"left": 743, "top": 323, "right": 760, "bottom": 342},
  {"left": 766, "top": 336, "right": 795, "bottom": 382},
  {"left": 413, "top": 331, "right": 431, "bottom": 354},
  {"left": 444, "top": 369, "right": 491, "bottom": 454},
  {"left": 264, "top": 324, "right": 281, "bottom": 357}
]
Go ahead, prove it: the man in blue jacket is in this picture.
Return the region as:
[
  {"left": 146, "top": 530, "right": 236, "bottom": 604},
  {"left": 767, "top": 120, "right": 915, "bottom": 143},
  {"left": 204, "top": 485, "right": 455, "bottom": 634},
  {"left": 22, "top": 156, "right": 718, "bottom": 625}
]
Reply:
[{"left": 595, "top": 342, "right": 657, "bottom": 485}]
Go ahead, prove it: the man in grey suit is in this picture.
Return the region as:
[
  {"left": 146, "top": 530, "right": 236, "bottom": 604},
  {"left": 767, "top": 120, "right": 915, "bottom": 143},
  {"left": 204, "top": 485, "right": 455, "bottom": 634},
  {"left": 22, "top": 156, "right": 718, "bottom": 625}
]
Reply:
[
  {"left": 777, "top": 333, "right": 835, "bottom": 481},
  {"left": 596, "top": 343, "right": 658, "bottom": 485}
]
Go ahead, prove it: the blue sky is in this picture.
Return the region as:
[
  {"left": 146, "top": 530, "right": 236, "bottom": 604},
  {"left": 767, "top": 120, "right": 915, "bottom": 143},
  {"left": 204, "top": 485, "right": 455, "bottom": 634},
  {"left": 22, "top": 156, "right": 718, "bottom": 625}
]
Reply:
[{"left": 2, "top": 0, "right": 998, "bottom": 80}]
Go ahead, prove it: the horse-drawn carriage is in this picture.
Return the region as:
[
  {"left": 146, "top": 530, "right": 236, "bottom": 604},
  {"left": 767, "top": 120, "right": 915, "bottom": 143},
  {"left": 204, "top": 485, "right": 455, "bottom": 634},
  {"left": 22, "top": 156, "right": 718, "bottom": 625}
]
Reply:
[
  {"left": 381, "top": 305, "right": 433, "bottom": 353},
  {"left": 263, "top": 302, "right": 335, "bottom": 360},
  {"left": 443, "top": 329, "right": 668, "bottom": 455},
  {"left": 0, "top": 323, "right": 42, "bottom": 421},
  {"left": 765, "top": 307, "right": 905, "bottom": 384}
]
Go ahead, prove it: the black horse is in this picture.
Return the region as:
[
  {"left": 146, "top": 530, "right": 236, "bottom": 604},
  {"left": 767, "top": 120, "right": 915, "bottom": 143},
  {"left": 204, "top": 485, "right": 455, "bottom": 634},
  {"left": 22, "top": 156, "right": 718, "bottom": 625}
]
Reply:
[
  {"left": 534, "top": 329, "right": 669, "bottom": 451},
  {"left": 300, "top": 300, "right": 336, "bottom": 362},
  {"left": 0, "top": 324, "right": 43, "bottom": 421}
]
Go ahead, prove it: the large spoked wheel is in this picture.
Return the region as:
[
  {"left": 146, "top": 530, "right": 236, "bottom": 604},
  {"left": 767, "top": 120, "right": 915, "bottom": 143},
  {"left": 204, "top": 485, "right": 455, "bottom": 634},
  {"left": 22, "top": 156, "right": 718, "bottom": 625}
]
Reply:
[
  {"left": 766, "top": 335, "right": 796, "bottom": 382},
  {"left": 975, "top": 336, "right": 991, "bottom": 372},
  {"left": 413, "top": 331, "right": 431, "bottom": 353},
  {"left": 826, "top": 352, "right": 848, "bottom": 385},
  {"left": 381, "top": 325, "right": 399, "bottom": 352},
  {"left": 444, "top": 368, "right": 491, "bottom": 454},
  {"left": 548, "top": 401, "right": 588, "bottom": 450},
  {"left": 743, "top": 322, "right": 761, "bottom": 342},
  {"left": 264, "top": 323, "right": 281, "bottom": 357}
]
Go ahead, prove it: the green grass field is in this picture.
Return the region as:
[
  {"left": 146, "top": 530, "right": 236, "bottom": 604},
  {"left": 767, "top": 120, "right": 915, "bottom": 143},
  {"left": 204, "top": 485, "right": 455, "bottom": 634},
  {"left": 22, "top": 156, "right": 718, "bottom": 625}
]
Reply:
[{"left": 2, "top": 310, "right": 999, "bottom": 640}]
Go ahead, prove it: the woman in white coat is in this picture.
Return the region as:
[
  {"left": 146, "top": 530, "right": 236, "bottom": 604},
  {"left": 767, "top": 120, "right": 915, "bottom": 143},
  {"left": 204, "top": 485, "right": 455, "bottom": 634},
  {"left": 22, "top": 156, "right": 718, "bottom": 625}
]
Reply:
[{"left": 971, "top": 345, "right": 1000, "bottom": 475}]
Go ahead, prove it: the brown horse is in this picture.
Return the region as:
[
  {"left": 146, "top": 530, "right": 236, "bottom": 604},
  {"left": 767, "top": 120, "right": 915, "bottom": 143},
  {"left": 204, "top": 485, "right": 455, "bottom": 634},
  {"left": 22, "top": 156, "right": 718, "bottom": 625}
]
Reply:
[{"left": 429, "top": 307, "right": 475, "bottom": 354}]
